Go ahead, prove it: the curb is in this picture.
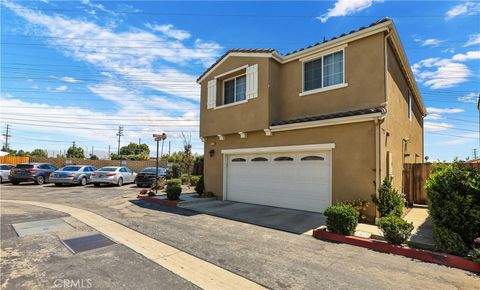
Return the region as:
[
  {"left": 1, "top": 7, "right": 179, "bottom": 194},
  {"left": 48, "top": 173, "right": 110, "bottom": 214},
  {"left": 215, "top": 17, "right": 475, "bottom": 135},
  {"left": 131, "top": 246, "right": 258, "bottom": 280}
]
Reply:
[{"left": 313, "top": 229, "right": 480, "bottom": 273}]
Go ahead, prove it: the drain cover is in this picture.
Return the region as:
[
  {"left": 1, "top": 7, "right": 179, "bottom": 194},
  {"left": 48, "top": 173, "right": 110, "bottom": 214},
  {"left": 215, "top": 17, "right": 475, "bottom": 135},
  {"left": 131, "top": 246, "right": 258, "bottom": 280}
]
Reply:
[
  {"left": 12, "top": 219, "right": 74, "bottom": 237},
  {"left": 61, "top": 234, "right": 116, "bottom": 253}
]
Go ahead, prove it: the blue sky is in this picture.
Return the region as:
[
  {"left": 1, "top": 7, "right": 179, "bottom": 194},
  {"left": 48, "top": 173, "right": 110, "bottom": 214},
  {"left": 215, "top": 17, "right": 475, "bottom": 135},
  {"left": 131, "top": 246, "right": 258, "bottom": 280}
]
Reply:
[{"left": 1, "top": 0, "right": 479, "bottom": 160}]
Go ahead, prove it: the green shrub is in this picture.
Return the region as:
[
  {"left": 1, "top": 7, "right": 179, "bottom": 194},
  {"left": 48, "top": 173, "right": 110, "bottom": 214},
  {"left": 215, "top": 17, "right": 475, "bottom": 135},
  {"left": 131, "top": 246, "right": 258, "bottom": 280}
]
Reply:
[
  {"left": 342, "top": 199, "right": 370, "bottom": 222},
  {"left": 377, "top": 215, "right": 414, "bottom": 245},
  {"left": 194, "top": 175, "right": 204, "bottom": 195},
  {"left": 166, "top": 178, "right": 181, "bottom": 187},
  {"left": 166, "top": 164, "right": 180, "bottom": 179},
  {"left": 166, "top": 183, "right": 182, "bottom": 200},
  {"left": 426, "top": 162, "right": 480, "bottom": 255},
  {"left": 180, "top": 173, "right": 190, "bottom": 185},
  {"left": 372, "top": 176, "right": 404, "bottom": 217},
  {"left": 324, "top": 204, "right": 359, "bottom": 235}
]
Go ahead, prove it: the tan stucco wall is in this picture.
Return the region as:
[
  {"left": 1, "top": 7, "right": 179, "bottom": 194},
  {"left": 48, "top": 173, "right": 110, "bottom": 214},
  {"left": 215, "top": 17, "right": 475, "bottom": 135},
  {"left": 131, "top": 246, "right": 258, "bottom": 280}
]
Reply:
[
  {"left": 203, "top": 121, "right": 378, "bottom": 217},
  {"left": 199, "top": 57, "right": 271, "bottom": 137},
  {"left": 381, "top": 42, "right": 424, "bottom": 191},
  {"left": 271, "top": 32, "right": 386, "bottom": 123}
]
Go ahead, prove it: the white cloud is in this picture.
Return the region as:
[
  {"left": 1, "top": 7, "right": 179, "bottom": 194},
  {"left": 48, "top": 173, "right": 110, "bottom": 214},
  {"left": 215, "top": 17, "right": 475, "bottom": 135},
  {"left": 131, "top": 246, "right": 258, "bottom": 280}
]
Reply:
[
  {"left": 424, "top": 122, "right": 454, "bottom": 132},
  {"left": 458, "top": 92, "right": 479, "bottom": 103},
  {"left": 427, "top": 107, "right": 464, "bottom": 114},
  {"left": 465, "top": 33, "right": 480, "bottom": 47},
  {"left": 452, "top": 51, "right": 480, "bottom": 61},
  {"left": 145, "top": 23, "right": 191, "bottom": 41},
  {"left": 424, "top": 113, "right": 443, "bottom": 120},
  {"left": 317, "top": 0, "right": 381, "bottom": 23},
  {"left": 420, "top": 38, "right": 445, "bottom": 47},
  {"left": 47, "top": 85, "right": 68, "bottom": 92},
  {"left": 445, "top": 1, "right": 480, "bottom": 19},
  {"left": 3, "top": 1, "right": 222, "bottom": 101},
  {"left": 412, "top": 52, "right": 475, "bottom": 89},
  {"left": 51, "top": 76, "right": 81, "bottom": 83}
]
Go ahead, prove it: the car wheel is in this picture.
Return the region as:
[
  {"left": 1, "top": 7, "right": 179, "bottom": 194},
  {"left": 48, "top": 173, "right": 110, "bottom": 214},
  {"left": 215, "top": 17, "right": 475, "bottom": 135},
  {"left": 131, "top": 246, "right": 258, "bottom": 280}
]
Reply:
[
  {"left": 136, "top": 184, "right": 142, "bottom": 188},
  {"left": 117, "top": 178, "right": 123, "bottom": 187},
  {"left": 54, "top": 183, "right": 62, "bottom": 186},
  {"left": 0, "top": 177, "right": 2, "bottom": 184},
  {"left": 35, "top": 175, "right": 45, "bottom": 185},
  {"left": 80, "top": 177, "right": 87, "bottom": 186},
  {"left": 93, "top": 183, "right": 100, "bottom": 187},
  {"left": 11, "top": 180, "right": 19, "bottom": 185}
]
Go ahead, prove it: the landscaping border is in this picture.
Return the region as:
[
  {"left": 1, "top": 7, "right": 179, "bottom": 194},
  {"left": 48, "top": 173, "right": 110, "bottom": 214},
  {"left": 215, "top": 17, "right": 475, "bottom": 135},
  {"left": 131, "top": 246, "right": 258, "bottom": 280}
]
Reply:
[
  {"left": 137, "top": 195, "right": 181, "bottom": 206},
  {"left": 313, "top": 229, "right": 480, "bottom": 273}
]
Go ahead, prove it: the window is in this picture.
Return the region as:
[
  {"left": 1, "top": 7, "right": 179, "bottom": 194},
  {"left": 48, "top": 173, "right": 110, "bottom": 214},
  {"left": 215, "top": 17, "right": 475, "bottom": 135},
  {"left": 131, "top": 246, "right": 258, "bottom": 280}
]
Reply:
[
  {"left": 120, "top": 168, "right": 127, "bottom": 172},
  {"left": 251, "top": 157, "right": 268, "bottom": 162},
  {"left": 231, "top": 158, "right": 246, "bottom": 162},
  {"left": 408, "top": 90, "right": 412, "bottom": 121},
  {"left": 303, "top": 50, "right": 344, "bottom": 92},
  {"left": 301, "top": 156, "right": 325, "bottom": 161},
  {"left": 274, "top": 156, "right": 294, "bottom": 161},
  {"left": 224, "top": 75, "right": 246, "bottom": 105}
]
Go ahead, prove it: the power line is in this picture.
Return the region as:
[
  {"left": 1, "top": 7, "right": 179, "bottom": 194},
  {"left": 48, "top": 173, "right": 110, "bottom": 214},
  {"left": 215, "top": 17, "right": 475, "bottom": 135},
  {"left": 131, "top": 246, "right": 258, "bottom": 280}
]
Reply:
[
  {"left": 2, "top": 117, "right": 198, "bottom": 127},
  {"left": 426, "top": 132, "right": 478, "bottom": 139}
]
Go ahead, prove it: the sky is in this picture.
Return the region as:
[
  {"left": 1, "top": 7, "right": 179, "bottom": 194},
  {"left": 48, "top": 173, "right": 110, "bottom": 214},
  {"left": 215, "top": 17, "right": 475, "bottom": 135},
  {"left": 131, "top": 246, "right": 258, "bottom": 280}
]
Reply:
[{"left": 0, "top": 0, "right": 479, "bottom": 161}]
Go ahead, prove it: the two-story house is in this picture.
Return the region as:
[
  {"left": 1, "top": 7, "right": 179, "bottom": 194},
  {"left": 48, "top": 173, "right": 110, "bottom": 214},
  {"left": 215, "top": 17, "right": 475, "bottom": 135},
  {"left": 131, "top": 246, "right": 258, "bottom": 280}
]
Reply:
[{"left": 197, "top": 18, "right": 426, "bottom": 219}]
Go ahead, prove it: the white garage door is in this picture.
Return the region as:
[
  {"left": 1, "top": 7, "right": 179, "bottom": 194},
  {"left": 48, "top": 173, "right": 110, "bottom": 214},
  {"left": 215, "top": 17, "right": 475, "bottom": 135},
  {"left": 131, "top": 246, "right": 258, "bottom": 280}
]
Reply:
[{"left": 225, "top": 151, "right": 331, "bottom": 213}]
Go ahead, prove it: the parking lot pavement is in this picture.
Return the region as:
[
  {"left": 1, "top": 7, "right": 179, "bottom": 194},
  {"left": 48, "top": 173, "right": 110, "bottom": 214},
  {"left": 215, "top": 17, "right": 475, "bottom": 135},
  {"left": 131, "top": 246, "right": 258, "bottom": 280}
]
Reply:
[
  {"left": 1, "top": 202, "right": 198, "bottom": 290},
  {"left": 1, "top": 183, "right": 479, "bottom": 290}
]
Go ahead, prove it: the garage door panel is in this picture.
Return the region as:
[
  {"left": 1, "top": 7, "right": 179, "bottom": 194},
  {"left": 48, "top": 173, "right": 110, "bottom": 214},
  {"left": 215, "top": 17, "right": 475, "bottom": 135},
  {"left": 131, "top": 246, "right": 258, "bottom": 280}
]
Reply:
[{"left": 226, "top": 151, "right": 331, "bottom": 213}]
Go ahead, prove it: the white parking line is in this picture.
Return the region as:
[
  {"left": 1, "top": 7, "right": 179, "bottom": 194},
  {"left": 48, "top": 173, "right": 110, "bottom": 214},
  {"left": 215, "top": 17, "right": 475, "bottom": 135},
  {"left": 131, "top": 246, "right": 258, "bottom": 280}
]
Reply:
[{"left": 2, "top": 199, "right": 266, "bottom": 290}]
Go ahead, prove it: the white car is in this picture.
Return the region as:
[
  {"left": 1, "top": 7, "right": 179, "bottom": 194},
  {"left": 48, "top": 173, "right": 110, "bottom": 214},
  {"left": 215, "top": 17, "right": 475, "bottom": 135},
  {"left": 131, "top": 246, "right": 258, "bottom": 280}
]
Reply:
[
  {"left": 90, "top": 166, "right": 136, "bottom": 187},
  {"left": 0, "top": 164, "right": 14, "bottom": 183}
]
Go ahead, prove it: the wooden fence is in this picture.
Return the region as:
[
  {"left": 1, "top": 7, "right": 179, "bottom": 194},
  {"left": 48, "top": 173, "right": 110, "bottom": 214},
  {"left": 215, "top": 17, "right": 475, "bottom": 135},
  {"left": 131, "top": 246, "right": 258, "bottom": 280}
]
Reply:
[
  {"left": 0, "top": 156, "right": 29, "bottom": 165},
  {"left": 403, "top": 163, "right": 480, "bottom": 205}
]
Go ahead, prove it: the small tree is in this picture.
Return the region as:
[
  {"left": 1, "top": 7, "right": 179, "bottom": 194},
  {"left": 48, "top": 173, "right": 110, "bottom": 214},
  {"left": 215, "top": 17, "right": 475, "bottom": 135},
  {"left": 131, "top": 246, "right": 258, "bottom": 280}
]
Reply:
[
  {"left": 372, "top": 176, "right": 404, "bottom": 218},
  {"left": 89, "top": 154, "right": 99, "bottom": 160},
  {"left": 66, "top": 146, "right": 85, "bottom": 158},
  {"left": 178, "top": 133, "right": 194, "bottom": 184},
  {"left": 30, "top": 148, "right": 48, "bottom": 158}
]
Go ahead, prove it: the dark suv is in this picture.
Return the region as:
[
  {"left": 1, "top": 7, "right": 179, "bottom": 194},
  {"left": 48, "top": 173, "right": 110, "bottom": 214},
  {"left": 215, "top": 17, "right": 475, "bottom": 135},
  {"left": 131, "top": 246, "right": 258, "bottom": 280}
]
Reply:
[
  {"left": 135, "top": 167, "right": 166, "bottom": 188},
  {"left": 9, "top": 163, "right": 57, "bottom": 185}
]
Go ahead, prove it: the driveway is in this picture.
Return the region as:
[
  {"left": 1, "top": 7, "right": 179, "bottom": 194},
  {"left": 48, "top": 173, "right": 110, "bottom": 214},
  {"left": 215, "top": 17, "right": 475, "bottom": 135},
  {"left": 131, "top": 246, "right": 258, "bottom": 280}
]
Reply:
[
  {"left": 1, "top": 183, "right": 478, "bottom": 290},
  {"left": 179, "top": 200, "right": 326, "bottom": 234}
]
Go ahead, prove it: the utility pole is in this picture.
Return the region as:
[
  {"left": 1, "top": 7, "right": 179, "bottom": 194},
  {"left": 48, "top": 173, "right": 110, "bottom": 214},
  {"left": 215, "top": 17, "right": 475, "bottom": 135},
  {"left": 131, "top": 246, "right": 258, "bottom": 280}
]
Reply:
[
  {"left": 116, "top": 126, "right": 124, "bottom": 165},
  {"left": 473, "top": 149, "right": 478, "bottom": 160},
  {"left": 168, "top": 141, "right": 171, "bottom": 156},
  {"left": 72, "top": 141, "right": 76, "bottom": 150},
  {"left": 108, "top": 145, "right": 111, "bottom": 160},
  {"left": 91, "top": 146, "right": 94, "bottom": 156},
  {"left": 138, "top": 138, "right": 141, "bottom": 145},
  {"left": 2, "top": 124, "right": 11, "bottom": 150},
  {"left": 116, "top": 126, "right": 124, "bottom": 155}
]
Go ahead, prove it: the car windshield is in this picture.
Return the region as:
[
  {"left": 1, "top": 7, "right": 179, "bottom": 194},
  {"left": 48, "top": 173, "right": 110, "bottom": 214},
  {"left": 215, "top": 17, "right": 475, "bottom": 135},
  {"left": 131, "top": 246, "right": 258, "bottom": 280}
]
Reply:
[
  {"left": 60, "top": 166, "right": 82, "bottom": 171},
  {"left": 15, "top": 164, "right": 34, "bottom": 168},
  {"left": 98, "top": 167, "right": 117, "bottom": 172},
  {"left": 141, "top": 167, "right": 165, "bottom": 173}
]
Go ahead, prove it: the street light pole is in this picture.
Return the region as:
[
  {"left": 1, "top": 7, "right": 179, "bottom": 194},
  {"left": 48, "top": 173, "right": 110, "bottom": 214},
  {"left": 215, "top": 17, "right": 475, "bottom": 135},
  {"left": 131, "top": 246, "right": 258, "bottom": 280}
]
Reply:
[{"left": 153, "top": 133, "right": 167, "bottom": 194}]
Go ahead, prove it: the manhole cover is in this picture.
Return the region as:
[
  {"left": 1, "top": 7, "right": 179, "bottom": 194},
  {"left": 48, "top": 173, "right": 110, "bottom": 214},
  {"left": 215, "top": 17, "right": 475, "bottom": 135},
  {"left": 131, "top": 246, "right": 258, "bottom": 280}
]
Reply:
[
  {"left": 61, "top": 234, "right": 116, "bottom": 253},
  {"left": 12, "top": 219, "right": 74, "bottom": 237}
]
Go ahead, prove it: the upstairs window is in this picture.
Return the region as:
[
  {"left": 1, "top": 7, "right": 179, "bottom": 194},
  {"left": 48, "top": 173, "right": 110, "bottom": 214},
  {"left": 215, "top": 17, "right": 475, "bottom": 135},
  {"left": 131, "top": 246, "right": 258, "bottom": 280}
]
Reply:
[
  {"left": 303, "top": 50, "right": 344, "bottom": 92},
  {"left": 224, "top": 75, "right": 246, "bottom": 105}
]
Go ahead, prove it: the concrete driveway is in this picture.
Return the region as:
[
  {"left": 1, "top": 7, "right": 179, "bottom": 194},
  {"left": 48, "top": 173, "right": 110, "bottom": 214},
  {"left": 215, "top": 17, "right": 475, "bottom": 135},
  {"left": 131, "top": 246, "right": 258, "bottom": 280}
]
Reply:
[{"left": 179, "top": 200, "right": 326, "bottom": 234}]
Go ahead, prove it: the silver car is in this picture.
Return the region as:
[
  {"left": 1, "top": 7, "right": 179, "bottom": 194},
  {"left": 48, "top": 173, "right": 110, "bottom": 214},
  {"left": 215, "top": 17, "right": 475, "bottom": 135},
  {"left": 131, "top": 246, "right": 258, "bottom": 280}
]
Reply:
[
  {"left": 0, "top": 164, "right": 14, "bottom": 183},
  {"left": 91, "top": 166, "right": 136, "bottom": 187},
  {"left": 50, "top": 165, "right": 97, "bottom": 186}
]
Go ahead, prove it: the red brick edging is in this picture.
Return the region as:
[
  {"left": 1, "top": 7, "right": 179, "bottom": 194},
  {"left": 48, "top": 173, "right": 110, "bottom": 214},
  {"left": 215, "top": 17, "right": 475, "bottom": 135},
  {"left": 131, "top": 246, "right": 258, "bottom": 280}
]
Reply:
[
  {"left": 313, "top": 229, "right": 480, "bottom": 273},
  {"left": 137, "top": 195, "right": 181, "bottom": 206}
]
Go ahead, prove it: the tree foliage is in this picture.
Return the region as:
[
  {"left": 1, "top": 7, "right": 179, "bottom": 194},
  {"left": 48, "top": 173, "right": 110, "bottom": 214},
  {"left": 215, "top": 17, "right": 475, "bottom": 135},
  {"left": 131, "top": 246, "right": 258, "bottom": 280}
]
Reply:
[
  {"left": 66, "top": 146, "right": 85, "bottom": 158},
  {"left": 30, "top": 148, "right": 48, "bottom": 158},
  {"left": 111, "top": 143, "right": 150, "bottom": 160}
]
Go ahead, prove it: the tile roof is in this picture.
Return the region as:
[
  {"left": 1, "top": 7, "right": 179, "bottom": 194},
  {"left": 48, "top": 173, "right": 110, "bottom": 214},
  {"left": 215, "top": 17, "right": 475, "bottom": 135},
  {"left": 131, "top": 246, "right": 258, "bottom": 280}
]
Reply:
[
  {"left": 197, "top": 18, "right": 391, "bottom": 82},
  {"left": 270, "top": 106, "right": 387, "bottom": 127}
]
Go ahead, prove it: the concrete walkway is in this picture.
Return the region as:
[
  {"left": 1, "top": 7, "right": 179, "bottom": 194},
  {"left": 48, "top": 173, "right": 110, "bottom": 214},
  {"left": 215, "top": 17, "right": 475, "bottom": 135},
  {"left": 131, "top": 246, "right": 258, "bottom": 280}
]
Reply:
[{"left": 2, "top": 199, "right": 265, "bottom": 290}]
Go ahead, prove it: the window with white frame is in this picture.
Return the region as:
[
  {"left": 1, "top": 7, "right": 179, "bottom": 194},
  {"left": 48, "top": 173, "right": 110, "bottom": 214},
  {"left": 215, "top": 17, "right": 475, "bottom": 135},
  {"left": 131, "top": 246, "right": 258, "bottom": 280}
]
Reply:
[
  {"left": 408, "top": 90, "right": 412, "bottom": 121},
  {"left": 224, "top": 75, "right": 246, "bottom": 105},
  {"left": 303, "top": 50, "right": 344, "bottom": 92}
]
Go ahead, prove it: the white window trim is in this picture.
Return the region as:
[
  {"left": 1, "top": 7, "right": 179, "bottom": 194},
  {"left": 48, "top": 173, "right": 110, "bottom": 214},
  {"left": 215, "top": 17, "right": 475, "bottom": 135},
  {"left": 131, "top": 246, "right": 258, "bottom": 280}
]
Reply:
[
  {"left": 214, "top": 99, "right": 248, "bottom": 110},
  {"left": 300, "top": 48, "right": 346, "bottom": 96},
  {"left": 214, "top": 65, "right": 248, "bottom": 79},
  {"left": 222, "top": 73, "right": 246, "bottom": 106}
]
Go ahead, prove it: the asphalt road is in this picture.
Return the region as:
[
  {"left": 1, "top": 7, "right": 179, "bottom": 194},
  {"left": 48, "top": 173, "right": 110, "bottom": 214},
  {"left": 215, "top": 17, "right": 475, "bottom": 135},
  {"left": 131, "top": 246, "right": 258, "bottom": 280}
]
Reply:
[{"left": 1, "top": 182, "right": 479, "bottom": 290}]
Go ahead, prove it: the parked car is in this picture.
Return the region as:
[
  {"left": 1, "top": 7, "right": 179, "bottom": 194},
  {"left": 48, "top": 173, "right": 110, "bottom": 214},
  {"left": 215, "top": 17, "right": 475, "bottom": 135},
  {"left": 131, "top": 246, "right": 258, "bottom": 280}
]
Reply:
[
  {"left": 135, "top": 167, "right": 167, "bottom": 188},
  {"left": 50, "top": 165, "right": 97, "bottom": 186},
  {"left": 90, "top": 166, "right": 136, "bottom": 187},
  {"left": 9, "top": 163, "right": 57, "bottom": 185},
  {"left": 0, "top": 164, "right": 15, "bottom": 183}
]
